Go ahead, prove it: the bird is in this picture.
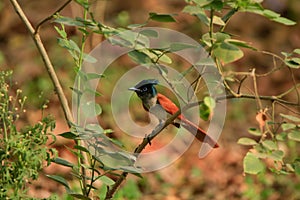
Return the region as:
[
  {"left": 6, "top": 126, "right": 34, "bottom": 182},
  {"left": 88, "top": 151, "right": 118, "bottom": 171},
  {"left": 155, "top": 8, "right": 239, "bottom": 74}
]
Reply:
[{"left": 129, "top": 79, "right": 219, "bottom": 148}]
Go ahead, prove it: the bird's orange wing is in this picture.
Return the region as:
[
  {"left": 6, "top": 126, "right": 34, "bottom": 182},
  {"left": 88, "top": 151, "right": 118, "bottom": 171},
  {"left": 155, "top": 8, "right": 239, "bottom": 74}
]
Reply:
[{"left": 156, "top": 93, "right": 182, "bottom": 119}]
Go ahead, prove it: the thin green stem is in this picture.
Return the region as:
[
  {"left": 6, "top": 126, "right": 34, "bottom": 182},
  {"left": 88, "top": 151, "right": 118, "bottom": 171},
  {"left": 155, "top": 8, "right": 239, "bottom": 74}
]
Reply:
[
  {"left": 76, "top": 2, "right": 89, "bottom": 196},
  {"left": 209, "top": 8, "right": 214, "bottom": 55}
]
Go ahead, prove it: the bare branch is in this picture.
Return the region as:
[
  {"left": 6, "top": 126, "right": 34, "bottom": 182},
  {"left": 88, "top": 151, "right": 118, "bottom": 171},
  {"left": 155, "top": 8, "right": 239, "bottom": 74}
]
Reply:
[{"left": 35, "top": 0, "right": 73, "bottom": 34}]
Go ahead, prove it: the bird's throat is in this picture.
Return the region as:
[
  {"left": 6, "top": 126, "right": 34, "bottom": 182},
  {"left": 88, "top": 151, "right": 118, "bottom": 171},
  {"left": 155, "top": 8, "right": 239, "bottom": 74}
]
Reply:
[{"left": 142, "top": 95, "right": 158, "bottom": 111}]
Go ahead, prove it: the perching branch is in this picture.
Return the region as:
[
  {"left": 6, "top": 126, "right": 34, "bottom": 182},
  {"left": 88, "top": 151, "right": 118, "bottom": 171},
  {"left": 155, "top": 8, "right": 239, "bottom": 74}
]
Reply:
[
  {"left": 105, "top": 86, "right": 300, "bottom": 199},
  {"left": 9, "top": 0, "right": 74, "bottom": 126},
  {"left": 105, "top": 101, "right": 186, "bottom": 199}
]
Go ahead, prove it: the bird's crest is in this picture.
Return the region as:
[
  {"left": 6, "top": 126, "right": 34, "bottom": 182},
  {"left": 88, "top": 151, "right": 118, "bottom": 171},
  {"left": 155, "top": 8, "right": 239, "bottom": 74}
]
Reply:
[{"left": 132, "top": 79, "right": 158, "bottom": 89}]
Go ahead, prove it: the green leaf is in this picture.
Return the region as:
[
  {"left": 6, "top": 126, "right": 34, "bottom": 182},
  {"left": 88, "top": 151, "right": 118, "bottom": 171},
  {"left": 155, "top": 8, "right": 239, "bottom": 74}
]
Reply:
[
  {"left": 59, "top": 131, "right": 78, "bottom": 139},
  {"left": 55, "top": 16, "right": 85, "bottom": 27},
  {"left": 139, "top": 29, "right": 158, "bottom": 38},
  {"left": 120, "top": 166, "right": 143, "bottom": 174},
  {"left": 280, "top": 113, "right": 300, "bottom": 122},
  {"left": 248, "top": 128, "right": 262, "bottom": 136},
  {"left": 209, "top": 0, "right": 224, "bottom": 10},
  {"left": 269, "top": 150, "right": 284, "bottom": 161},
  {"left": 262, "top": 140, "right": 277, "bottom": 150},
  {"left": 262, "top": 9, "right": 280, "bottom": 19},
  {"left": 288, "top": 129, "right": 300, "bottom": 142},
  {"left": 128, "top": 50, "right": 152, "bottom": 65},
  {"left": 84, "top": 87, "right": 102, "bottom": 97},
  {"left": 81, "top": 101, "right": 102, "bottom": 117},
  {"left": 69, "top": 40, "right": 81, "bottom": 52},
  {"left": 74, "top": 0, "right": 89, "bottom": 9},
  {"left": 86, "top": 123, "right": 104, "bottom": 132},
  {"left": 99, "top": 175, "right": 115, "bottom": 186},
  {"left": 74, "top": 145, "right": 90, "bottom": 153},
  {"left": 285, "top": 58, "right": 300, "bottom": 68},
  {"left": 204, "top": 96, "right": 216, "bottom": 110},
  {"left": 46, "top": 175, "right": 70, "bottom": 189},
  {"left": 237, "top": 137, "right": 257, "bottom": 145},
  {"left": 294, "top": 49, "right": 300, "bottom": 55},
  {"left": 169, "top": 43, "right": 197, "bottom": 52},
  {"left": 272, "top": 17, "right": 296, "bottom": 26},
  {"left": 54, "top": 26, "right": 67, "bottom": 38},
  {"left": 192, "top": 0, "right": 214, "bottom": 7},
  {"left": 215, "top": 32, "right": 231, "bottom": 42},
  {"left": 127, "top": 23, "right": 147, "bottom": 29},
  {"left": 213, "top": 41, "right": 244, "bottom": 64},
  {"left": 227, "top": 39, "right": 257, "bottom": 51},
  {"left": 149, "top": 13, "right": 176, "bottom": 22},
  {"left": 212, "top": 16, "right": 225, "bottom": 26},
  {"left": 196, "top": 11, "right": 210, "bottom": 26},
  {"left": 281, "top": 123, "right": 296, "bottom": 131},
  {"left": 183, "top": 5, "right": 209, "bottom": 25},
  {"left": 199, "top": 103, "right": 210, "bottom": 121},
  {"left": 86, "top": 73, "right": 104, "bottom": 80},
  {"left": 293, "top": 159, "right": 300, "bottom": 175},
  {"left": 83, "top": 53, "right": 97, "bottom": 63},
  {"left": 52, "top": 157, "right": 74, "bottom": 168},
  {"left": 182, "top": 4, "right": 203, "bottom": 15},
  {"left": 275, "top": 132, "right": 287, "bottom": 141},
  {"left": 147, "top": 50, "right": 172, "bottom": 64},
  {"left": 157, "top": 53, "right": 172, "bottom": 64},
  {"left": 243, "top": 152, "right": 264, "bottom": 174}
]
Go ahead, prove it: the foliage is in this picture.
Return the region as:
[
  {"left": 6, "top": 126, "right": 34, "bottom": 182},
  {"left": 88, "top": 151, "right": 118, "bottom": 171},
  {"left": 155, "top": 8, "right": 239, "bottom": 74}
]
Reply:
[
  {"left": 7, "top": 0, "right": 300, "bottom": 199},
  {"left": 0, "top": 70, "right": 55, "bottom": 199}
]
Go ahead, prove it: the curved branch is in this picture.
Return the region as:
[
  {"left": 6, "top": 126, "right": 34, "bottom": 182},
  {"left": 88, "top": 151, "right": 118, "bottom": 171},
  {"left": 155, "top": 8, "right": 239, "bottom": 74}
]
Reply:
[{"left": 35, "top": 0, "right": 73, "bottom": 34}]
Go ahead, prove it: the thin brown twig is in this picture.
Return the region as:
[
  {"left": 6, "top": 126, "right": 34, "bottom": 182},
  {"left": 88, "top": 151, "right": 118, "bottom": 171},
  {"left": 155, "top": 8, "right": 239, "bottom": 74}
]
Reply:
[
  {"left": 35, "top": 0, "right": 73, "bottom": 34},
  {"left": 237, "top": 75, "right": 247, "bottom": 94},
  {"left": 287, "top": 67, "right": 300, "bottom": 104},
  {"left": 251, "top": 68, "right": 263, "bottom": 109}
]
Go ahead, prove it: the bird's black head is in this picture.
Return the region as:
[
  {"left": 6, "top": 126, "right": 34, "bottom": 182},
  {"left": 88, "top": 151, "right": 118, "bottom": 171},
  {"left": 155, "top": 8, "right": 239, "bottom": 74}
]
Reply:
[{"left": 128, "top": 79, "right": 158, "bottom": 100}]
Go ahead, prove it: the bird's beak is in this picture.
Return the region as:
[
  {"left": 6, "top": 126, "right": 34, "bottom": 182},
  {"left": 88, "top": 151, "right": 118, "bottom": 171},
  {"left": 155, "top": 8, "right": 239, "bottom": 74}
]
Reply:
[{"left": 128, "top": 87, "right": 140, "bottom": 92}]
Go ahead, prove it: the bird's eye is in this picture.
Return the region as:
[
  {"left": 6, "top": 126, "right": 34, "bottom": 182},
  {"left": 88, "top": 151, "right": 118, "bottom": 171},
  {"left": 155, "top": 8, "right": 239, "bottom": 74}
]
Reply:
[{"left": 142, "top": 87, "right": 147, "bottom": 91}]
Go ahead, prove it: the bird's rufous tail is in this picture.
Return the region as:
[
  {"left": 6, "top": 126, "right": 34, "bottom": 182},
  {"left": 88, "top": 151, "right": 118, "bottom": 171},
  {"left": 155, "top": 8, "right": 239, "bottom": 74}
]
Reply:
[{"left": 179, "top": 118, "right": 219, "bottom": 148}]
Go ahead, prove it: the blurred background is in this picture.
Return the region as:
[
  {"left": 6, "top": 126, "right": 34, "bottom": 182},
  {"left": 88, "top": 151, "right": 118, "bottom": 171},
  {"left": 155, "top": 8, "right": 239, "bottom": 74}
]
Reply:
[{"left": 1, "top": 0, "right": 300, "bottom": 199}]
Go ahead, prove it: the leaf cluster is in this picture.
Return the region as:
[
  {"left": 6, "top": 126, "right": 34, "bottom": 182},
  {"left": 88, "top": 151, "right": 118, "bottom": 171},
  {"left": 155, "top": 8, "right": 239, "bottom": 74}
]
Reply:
[{"left": 0, "top": 71, "right": 56, "bottom": 199}]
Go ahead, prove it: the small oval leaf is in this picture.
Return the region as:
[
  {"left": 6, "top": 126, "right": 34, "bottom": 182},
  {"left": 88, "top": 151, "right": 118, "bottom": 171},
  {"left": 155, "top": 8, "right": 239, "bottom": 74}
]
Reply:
[
  {"left": 288, "top": 130, "right": 300, "bottom": 142},
  {"left": 149, "top": 13, "right": 176, "bottom": 22},
  {"left": 243, "top": 152, "right": 264, "bottom": 175},
  {"left": 52, "top": 157, "right": 74, "bottom": 168},
  {"left": 248, "top": 128, "right": 262, "bottom": 136},
  {"left": 46, "top": 175, "right": 70, "bottom": 189},
  {"left": 99, "top": 175, "right": 115, "bottom": 186},
  {"left": 237, "top": 137, "right": 257, "bottom": 146},
  {"left": 280, "top": 113, "right": 300, "bottom": 122},
  {"left": 59, "top": 132, "right": 78, "bottom": 139}
]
